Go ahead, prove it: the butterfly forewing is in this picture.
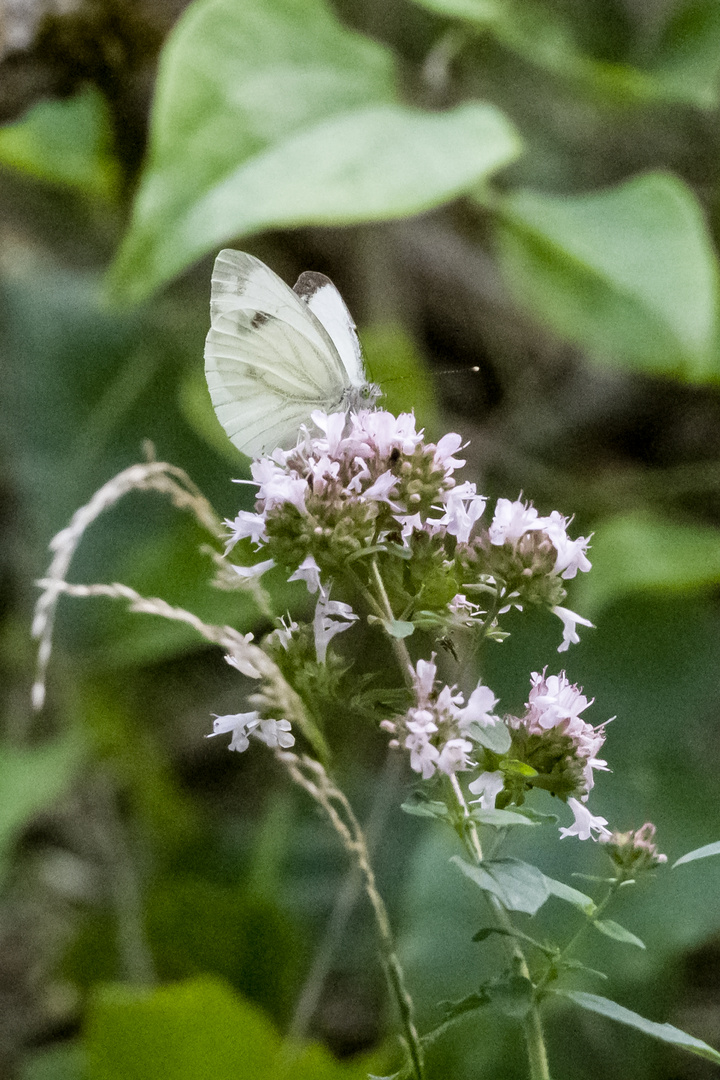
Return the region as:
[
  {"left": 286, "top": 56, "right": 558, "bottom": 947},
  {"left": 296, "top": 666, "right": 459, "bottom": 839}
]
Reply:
[
  {"left": 293, "top": 271, "right": 366, "bottom": 389},
  {"left": 205, "top": 250, "right": 352, "bottom": 456}
]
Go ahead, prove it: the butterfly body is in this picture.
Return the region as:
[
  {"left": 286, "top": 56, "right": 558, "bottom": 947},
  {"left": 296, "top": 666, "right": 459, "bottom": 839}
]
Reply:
[{"left": 205, "top": 250, "right": 379, "bottom": 458}]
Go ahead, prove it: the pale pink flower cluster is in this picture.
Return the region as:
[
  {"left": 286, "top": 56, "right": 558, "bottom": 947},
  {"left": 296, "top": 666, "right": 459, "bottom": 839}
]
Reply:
[
  {"left": 524, "top": 670, "right": 609, "bottom": 797},
  {"left": 522, "top": 670, "right": 611, "bottom": 840},
  {"left": 225, "top": 408, "right": 473, "bottom": 559},
  {"left": 489, "top": 499, "right": 592, "bottom": 580},
  {"left": 382, "top": 655, "right": 502, "bottom": 780},
  {"left": 223, "top": 410, "right": 593, "bottom": 652}
]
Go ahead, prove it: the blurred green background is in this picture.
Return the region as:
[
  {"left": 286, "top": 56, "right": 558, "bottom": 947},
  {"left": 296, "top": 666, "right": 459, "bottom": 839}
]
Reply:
[{"left": 2, "top": 0, "right": 720, "bottom": 1077}]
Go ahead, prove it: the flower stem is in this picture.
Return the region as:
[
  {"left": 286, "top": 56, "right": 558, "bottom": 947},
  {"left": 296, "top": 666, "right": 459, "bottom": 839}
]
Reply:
[
  {"left": 280, "top": 753, "right": 425, "bottom": 1080},
  {"left": 448, "top": 778, "right": 550, "bottom": 1080}
]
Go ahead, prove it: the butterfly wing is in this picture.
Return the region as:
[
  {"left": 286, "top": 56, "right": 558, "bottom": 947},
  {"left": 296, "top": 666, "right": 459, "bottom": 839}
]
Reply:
[
  {"left": 205, "top": 250, "right": 352, "bottom": 457},
  {"left": 293, "top": 271, "right": 367, "bottom": 389}
]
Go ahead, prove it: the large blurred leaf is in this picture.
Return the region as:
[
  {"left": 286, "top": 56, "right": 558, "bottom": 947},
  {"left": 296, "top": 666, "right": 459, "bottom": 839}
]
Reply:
[
  {"left": 107, "top": 0, "right": 396, "bottom": 303},
  {"left": 492, "top": 172, "right": 720, "bottom": 380},
  {"left": 85, "top": 977, "right": 379, "bottom": 1080},
  {"left": 0, "top": 731, "right": 85, "bottom": 886},
  {"left": 112, "top": 100, "right": 520, "bottom": 304},
  {"left": 0, "top": 87, "right": 120, "bottom": 198},
  {"left": 573, "top": 510, "right": 720, "bottom": 614},
  {"left": 108, "top": 0, "right": 521, "bottom": 303}
]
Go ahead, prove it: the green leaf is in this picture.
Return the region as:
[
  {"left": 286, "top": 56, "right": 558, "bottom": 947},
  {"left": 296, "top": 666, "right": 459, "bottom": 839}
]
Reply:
[
  {"left": 500, "top": 758, "right": 538, "bottom": 779},
  {"left": 401, "top": 797, "right": 451, "bottom": 820},
  {"left": 513, "top": 807, "right": 558, "bottom": 825},
  {"left": 85, "top": 978, "right": 274, "bottom": 1080},
  {"left": 107, "top": 0, "right": 520, "bottom": 303},
  {"left": 107, "top": 0, "right": 396, "bottom": 303},
  {"left": 543, "top": 875, "right": 596, "bottom": 917},
  {"left": 593, "top": 919, "right": 646, "bottom": 949},
  {"left": 493, "top": 172, "right": 720, "bottom": 381},
  {"left": 0, "top": 87, "right": 120, "bottom": 198},
  {"left": 469, "top": 808, "right": 538, "bottom": 828},
  {"left": 467, "top": 720, "right": 512, "bottom": 754},
  {"left": 557, "top": 990, "right": 720, "bottom": 1064},
  {"left": 0, "top": 732, "right": 85, "bottom": 887},
  {"left": 112, "top": 99, "right": 521, "bottom": 303},
  {"left": 85, "top": 976, "right": 376, "bottom": 1080},
  {"left": 674, "top": 840, "right": 720, "bottom": 868},
  {"left": 573, "top": 511, "right": 720, "bottom": 615},
  {"left": 561, "top": 959, "right": 608, "bottom": 981},
  {"left": 452, "top": 856, "right": 549, "bottom": 914}
]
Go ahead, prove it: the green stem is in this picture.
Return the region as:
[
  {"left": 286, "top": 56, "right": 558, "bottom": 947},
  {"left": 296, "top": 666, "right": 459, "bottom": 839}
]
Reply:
[
  {"left": 536, "top": 880, "right": 621, "bottom": 995},
  {"left": 448, "top": 779, "right": 550, "bottom": 1080},
  {"left": 367, "top": 555, "right": 549, "bottom": 1078}
]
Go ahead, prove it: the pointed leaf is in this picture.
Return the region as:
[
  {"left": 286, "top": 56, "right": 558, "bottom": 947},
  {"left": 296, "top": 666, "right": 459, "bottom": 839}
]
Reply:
[
  {"left": 674, "top": 840, "right": 720, "bottom": 868},
  {"left": 494, "top": 172, "right": 720, "bottom": 381},
  {"left": 558, "top": 990, "right": 720, "bottom": 1065},
  {"left": 401, "top": 798, "right": 450, "bottom": 820},
  {"left": 452, "top": 856, "right": 549, "bottom": 914},
  {"left": 593, "top": 918, "right": 646, "bottom": 949},
  {"left": 543, "top": 875, "right": 596, "bottom": 917}
]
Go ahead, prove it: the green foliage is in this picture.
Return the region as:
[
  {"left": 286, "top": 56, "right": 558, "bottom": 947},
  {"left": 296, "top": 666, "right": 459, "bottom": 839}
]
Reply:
[
  {"left": 492, "top": 172, "right": 720, "bottom": 381},
  {"left": 84, "top": 976, "right": 377, "bottom": 1080},
  {"left": 650, "top": 0, "right": 720, "bottom": 108},
  {"left": 0, "top": 87, "right": 120, "bottom": 198},
  {"left": 360, "top": 325, "right": 440, "bottom": 437},
  {"left": 542, "top": 877, "right": 596, "bottom": 917},
  {"left": 573, "top": 510, "right": 720, "bottom": 614},
  {"left": 557, "top": 990, "right": 720, "bottom": 1065},
  {"left": 412, "top": 0, "right": 720, "bottom": 107},
  {"left": 451, "top": 855, "right": 549, "bottom": 914},
  {"left": 0, "top": 732, "right": 85, "bottom": 887},
  {"left": 591, "top": 919, "right": 645, "bottom": 950},
  {"left": 107, "top": 0, "right": 520, "bottom": 303}
]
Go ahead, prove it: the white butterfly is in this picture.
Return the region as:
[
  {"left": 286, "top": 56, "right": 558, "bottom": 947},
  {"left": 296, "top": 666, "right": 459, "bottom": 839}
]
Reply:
[{"left": 204, "top": 249, "right": 380, "bottom": 458}]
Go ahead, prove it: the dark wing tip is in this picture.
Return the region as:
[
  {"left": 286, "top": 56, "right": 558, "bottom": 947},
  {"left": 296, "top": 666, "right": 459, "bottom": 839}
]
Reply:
[{"left": 293, "top": 270, "right": 336, "bottom": 303}]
